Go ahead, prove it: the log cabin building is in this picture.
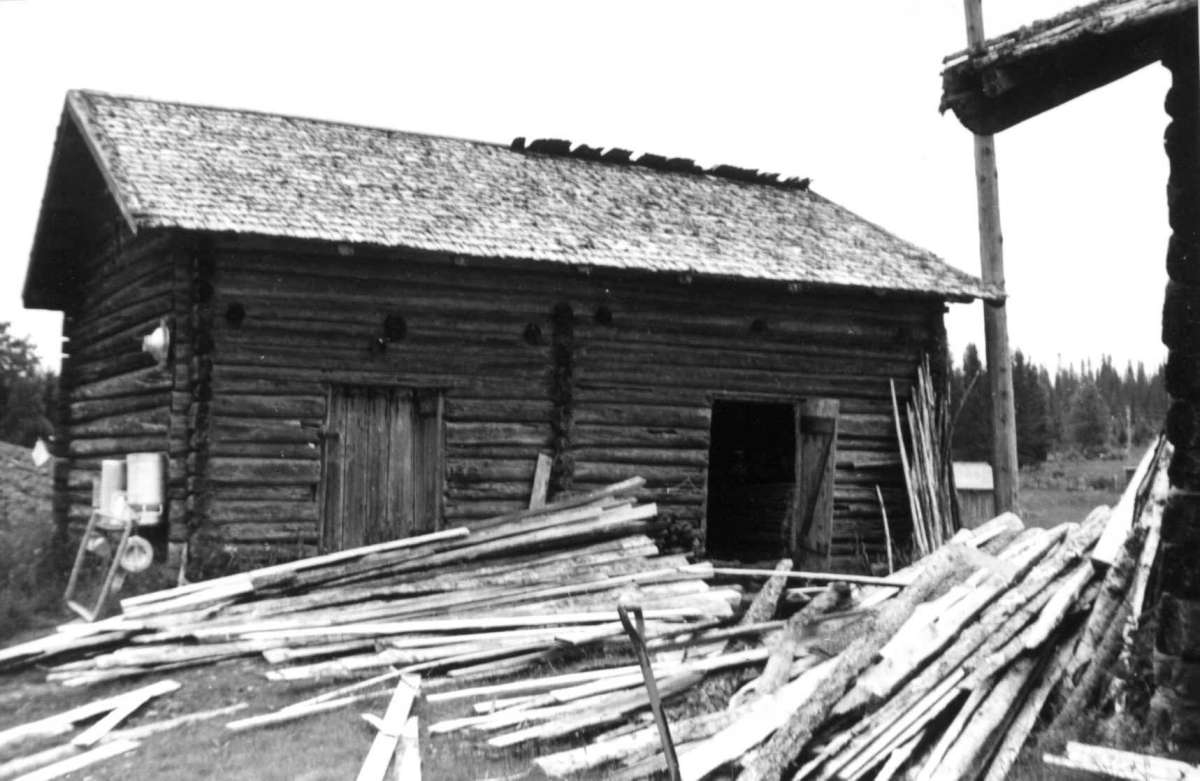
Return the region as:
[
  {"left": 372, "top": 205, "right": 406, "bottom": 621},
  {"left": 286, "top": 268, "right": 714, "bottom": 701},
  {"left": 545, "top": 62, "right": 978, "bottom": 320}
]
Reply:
[{"left": 24, "top": 90, "right": 996, "bottom": 573}]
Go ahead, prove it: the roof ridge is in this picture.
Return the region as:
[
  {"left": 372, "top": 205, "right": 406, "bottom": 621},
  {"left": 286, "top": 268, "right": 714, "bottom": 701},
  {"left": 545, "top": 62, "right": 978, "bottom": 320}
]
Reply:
[
  {"left": 71, "top": 89, "right": 815, "bottom": 195},
  {"left": 70, "top": 88, "right": 515, "bottom": 153}
]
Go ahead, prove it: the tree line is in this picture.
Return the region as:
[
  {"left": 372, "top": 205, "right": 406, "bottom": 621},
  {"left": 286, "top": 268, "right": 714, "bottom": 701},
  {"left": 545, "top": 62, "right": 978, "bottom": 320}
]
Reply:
[
  {"left": 950, "top": 344, "right": 1168, "bottom": 466},
  {"left": 0, "top": 323, "right": 56, "bottom": 448}
]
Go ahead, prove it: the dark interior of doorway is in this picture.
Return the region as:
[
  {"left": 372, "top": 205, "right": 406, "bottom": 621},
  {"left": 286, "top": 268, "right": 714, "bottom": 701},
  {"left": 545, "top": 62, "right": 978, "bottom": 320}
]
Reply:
[{"left": 705, "top": 400, "right": 796, "bottom": 560}]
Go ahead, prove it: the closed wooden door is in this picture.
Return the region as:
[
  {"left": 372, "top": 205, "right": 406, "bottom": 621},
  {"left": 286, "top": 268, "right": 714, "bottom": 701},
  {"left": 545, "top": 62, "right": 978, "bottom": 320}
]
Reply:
[{"left": 321, "top": 386, "right": 442, "bottom": 550}]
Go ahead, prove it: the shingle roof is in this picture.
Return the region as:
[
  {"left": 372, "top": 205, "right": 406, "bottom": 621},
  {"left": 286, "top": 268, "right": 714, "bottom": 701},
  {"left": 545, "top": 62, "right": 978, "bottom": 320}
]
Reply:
[{"left": 49, "top": 90, "right": 996, "bottom": 301}]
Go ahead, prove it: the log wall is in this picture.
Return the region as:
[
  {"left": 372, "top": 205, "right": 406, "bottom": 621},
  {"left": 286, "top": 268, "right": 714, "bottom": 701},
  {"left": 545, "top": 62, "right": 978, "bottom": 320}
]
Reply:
[
  {"left": 193, "top": 236, "right": 943, "bottom": 567},
  {"left": 568, "top": 276, "right": 935, "bottom": 567},
  {"left": 1156, "top": 25, "right": 1200, "bottom": 741},
  {"left": 201, "top": 241, "right": 554, "bottom": 553},
  {"left": 57, "top": 231, "right": 177, "bottom": 543}
]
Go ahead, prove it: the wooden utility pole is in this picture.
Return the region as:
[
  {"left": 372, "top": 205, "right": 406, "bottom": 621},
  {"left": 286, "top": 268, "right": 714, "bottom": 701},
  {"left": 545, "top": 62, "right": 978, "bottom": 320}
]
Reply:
[{"left": 963, "top": 0, "right": 1019, "bottom": 513}]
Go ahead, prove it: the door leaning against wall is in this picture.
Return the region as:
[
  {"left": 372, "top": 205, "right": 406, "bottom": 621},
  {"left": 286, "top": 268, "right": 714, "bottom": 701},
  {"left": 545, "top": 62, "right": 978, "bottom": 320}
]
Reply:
[{"left": 320, "top": 386, "right": 443, "bottom": 551}]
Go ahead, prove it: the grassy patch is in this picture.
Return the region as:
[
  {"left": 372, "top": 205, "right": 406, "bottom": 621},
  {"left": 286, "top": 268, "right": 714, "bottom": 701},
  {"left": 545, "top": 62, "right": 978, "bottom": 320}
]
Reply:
[
  {"left": 1017, "top": 455, "right": 1131, "bottom": 530},
  {"left": 0, "top": 656, "right": 611, "bottom": 780},
  {"left": 0, "top": 441, "right": 67, "bottom": 640}
]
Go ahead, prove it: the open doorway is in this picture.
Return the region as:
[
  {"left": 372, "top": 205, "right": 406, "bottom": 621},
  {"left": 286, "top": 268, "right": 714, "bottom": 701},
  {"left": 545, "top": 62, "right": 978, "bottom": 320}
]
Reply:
[{"left": 705, "top": 400, "right": 797, "bottom": 560}]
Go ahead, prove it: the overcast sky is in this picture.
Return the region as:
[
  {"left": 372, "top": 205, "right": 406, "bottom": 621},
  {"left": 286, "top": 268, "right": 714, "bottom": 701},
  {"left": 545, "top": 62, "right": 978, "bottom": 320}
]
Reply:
[{"left": 0, "top": 0, "right": 1173, "bottom": 373}]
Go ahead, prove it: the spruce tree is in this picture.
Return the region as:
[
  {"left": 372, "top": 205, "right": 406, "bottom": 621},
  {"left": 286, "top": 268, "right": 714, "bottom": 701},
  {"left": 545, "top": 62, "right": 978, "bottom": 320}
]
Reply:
[
  {"left": 951, "top": 344, "right": 990, "bottom": 461},
  {"left": 1012, "top": 351, "right": 1051, "bottom": 466},
  {"left": 1069, "top": 380, "right": 1111, "bottom": 455}
]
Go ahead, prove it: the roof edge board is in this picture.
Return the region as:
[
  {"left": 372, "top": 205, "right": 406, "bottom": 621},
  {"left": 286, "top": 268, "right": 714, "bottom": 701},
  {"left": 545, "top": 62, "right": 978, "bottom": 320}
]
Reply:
[{"left": 64, "top": 91, "right": 139, "bottom": 235}]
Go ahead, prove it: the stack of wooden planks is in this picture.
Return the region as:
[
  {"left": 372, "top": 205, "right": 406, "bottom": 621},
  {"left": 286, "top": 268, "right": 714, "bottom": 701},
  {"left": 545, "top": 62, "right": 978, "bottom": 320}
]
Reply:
[
  {"left": 1, "top": 478, "right": 745, "bottom": 690},
  {"left": 568, "top": 441, "right": 1166, "bottom": 781},
  {"left": 0, "top": 451, "right": 1175, "bottom": 779},
  {"left": 434, "top": 444, "right": 1166, "bottom": 781}
]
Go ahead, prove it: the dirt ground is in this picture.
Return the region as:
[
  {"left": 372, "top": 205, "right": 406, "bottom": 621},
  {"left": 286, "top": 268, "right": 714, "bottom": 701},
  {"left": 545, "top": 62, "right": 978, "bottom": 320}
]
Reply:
[{"left": 0, "top": 652, "right": 548, "bottom": 780}]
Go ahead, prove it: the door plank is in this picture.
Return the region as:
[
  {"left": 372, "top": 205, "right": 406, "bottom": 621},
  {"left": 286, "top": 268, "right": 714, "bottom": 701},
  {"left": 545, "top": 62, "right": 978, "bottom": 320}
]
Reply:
[{"left": 794, "top": 398, "right": 840, "bottom": 565}]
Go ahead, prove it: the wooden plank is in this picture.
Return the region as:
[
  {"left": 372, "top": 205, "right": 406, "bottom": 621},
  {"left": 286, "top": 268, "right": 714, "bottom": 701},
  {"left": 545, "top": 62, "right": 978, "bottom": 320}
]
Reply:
[
  {"left": 12, "top": 738, "right": 140, "bottom": 781},
  {"left": 0, "top": 679, "right": 180, "bottom": 752},
  {"left": 795, "top": 399, "right": 839, "bottom": 561},
  {"left": 355, "top": 675, "right": 420, "bottom": 781},
  {"left": 1042, "top": 741, "right": 1200, "bottom": 781},
  {"left": 71, "top": 690, "right": 155, "bottom": 747},
  {"left": 679, "top": 659, "right": 838, "bottom": 780},
  {"left": 394, "top": 716, "right": 420, "bottom": 781},
  {"left": 530, "top": 453, "right": 553, "bottom": 509},
  {"left": 1093, "top": 438, "right": 1163, "bottom": 566}
]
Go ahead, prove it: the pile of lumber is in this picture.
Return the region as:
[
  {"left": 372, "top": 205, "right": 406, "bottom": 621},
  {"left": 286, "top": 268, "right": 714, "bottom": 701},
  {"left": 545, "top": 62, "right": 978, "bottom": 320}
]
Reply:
[
  {"left": 0, "top": 448, "right": 1176, "bottom": 780},
  {"left": 465, "top": 443, "right": 1167, "bottom": 780},
  {"left": 0, "top": 478, "right": 743, "bottom": 689}
]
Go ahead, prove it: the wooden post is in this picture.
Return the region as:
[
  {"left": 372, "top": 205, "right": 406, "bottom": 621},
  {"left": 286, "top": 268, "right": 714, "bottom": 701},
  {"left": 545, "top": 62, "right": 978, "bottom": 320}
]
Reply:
[{"left": 963, "top": 0, "right": 1019, "bottom": 514}]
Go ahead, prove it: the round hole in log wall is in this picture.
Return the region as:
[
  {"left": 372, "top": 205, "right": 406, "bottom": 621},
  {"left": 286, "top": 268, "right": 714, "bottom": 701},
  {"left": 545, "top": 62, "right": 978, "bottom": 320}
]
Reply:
[
  {"left": 224, "top": 302, "right": 246, "bottom": 327},
  {"left": 593, "top": 305, "right": 613, "bottom": 326},
  {"left": 749, "top": 318, "right": 768, "bottom": 334},
  {"left": 383, "top": 314, "right": 407, "bottom": 341},
  {"left": 523, "top": 323, "right": 544, "bottom": 346}
]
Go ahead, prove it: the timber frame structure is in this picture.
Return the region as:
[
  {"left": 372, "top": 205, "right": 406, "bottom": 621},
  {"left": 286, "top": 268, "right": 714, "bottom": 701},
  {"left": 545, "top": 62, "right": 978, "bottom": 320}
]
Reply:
[
  {"left": 25, "top": 90, "right": 996, "bottom": 575},
  {"left": 941, "top": 0, "right": 1200, "bottom": 741}
]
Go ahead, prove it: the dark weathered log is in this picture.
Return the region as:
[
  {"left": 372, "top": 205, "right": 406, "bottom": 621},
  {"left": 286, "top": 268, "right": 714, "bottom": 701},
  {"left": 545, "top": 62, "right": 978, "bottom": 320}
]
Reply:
[
  {"left": 208, "top": 442, "right": 321, "bottom": 459},
  {"left": 207, "top": 457, "right": 321, "bottom": 485},
  {"left": 445, "top": 422, "right": 551, "bottom": 447},
  {"left": 70, "top": 367, "right": 172, "bottom": 401},
  {"left": 67, "top": 436, "right": 169, "bottom": 457},
  {"left": 208, "top": 394, "right": 326, "bottom": 419},
  {"left": 69, "top": 416, "right": 169, "bottom": 438},
  {"left": 211, "top": 485, "right": 315, "bottom": 502},
  {"left": 573, "top": 404, "right": 711, "bottom": 429},
  {"left": 201, "top": 523, "right": 319, "bottom": 543},
  {"left": 209, "top": 421, "right": 316, "bottom": 445},
  {"left": 571, "top": 447, "right": 709, "bottom": 467},
  {"left": 444, "top": 397, "right": 554, "bottom": 423},
  {"left": 207, "top": 500, "right": 320, "bottom": 524},
  {"left": 68, "top": 393, "right": 172, "bottom": 424},
  {"left": 572, "top": 463, "right": 706, "bottom": 484}
]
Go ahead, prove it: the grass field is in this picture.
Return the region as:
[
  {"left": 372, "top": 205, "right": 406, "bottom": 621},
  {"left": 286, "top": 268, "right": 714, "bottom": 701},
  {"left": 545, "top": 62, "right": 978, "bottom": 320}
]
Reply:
[
  {"left": 0, "top": 449, "right": 1150, "bottom": 779},
  {"left": 1017, "top": 453, "right": 1135, "bottom": 530}
]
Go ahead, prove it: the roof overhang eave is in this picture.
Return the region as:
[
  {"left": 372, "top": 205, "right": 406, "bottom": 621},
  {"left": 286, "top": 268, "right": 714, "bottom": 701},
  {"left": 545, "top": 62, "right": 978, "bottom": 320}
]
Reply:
[{"left": 940, "top": 10, "right": 1188, "bottom": 134}]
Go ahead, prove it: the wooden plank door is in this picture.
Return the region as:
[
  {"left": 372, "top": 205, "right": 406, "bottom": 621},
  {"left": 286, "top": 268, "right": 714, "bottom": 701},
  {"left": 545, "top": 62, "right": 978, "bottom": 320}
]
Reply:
[
  {"left": 321, "top": 386, "right": 441, "bottom": 550},
  {"left": 790, "top": 398, "right": 839, "bottom": 565}
]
